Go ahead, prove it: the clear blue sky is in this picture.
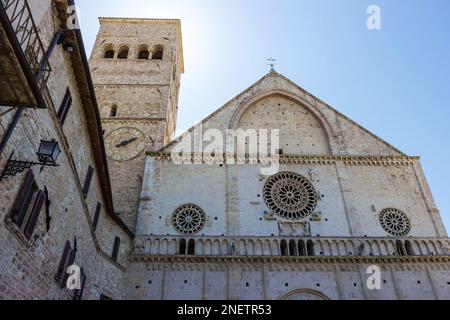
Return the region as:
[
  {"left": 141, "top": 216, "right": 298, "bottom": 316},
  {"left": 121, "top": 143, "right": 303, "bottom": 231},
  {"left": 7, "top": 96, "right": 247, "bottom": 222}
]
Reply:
[{"left": 76, "top": 0, "right": 450, "bottom": 231}]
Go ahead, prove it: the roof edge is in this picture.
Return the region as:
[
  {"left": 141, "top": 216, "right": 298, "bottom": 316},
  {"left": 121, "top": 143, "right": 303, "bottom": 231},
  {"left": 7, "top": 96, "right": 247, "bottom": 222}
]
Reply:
[
  {"left": 63, "top": 0, "right": 135, "bottom": 239},
  {"left": 99, "top": 17, "right": 182, "bottom": 22}
]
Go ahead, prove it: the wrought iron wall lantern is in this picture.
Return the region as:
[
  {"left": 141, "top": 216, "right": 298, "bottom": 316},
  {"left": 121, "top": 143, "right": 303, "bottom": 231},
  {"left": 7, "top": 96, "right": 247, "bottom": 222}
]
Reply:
[{"left": 0, "top": 139, "right": 61, "bottom": 181}]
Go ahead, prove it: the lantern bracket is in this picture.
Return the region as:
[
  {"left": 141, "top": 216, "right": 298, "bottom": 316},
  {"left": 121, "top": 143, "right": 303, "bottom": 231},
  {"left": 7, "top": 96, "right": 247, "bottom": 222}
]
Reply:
[{"left": 0, "top": 140, "right": 61, "bottom": 182}]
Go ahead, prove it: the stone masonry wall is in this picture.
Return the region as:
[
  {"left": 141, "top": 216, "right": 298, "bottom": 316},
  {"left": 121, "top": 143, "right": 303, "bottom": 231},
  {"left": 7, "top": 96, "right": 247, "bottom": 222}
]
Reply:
[
  {"left": 153, "top": 71, "right": 446, "bottom": 237},
  {"left": 0, "top": 2, "right": 131, "bottom": 300},
  {"left": 163, "top": 72, "right": 405, "bottom": 157},
  {"left": 125, "top": 260, "right": 450, "bottom": 300},
  {"left": 89, "top": 18, "right": 183, "bottom": 231},
  {"left": 131, "top": 69, "right": 449, "bottom": 300},
  {"left": 137, "top": 158, "right": 444, "bottom": 238}
]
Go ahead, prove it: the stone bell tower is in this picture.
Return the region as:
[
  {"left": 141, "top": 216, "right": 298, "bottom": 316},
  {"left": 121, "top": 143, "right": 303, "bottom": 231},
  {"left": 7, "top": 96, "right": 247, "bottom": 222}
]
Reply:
[{"left": 89, "top": 18, "right": 184, "bottom": 230}]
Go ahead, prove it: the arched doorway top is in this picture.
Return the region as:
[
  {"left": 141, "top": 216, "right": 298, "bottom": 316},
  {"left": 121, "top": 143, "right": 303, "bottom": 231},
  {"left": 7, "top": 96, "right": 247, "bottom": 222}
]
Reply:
[{"left": 278, "top": 288, "right": 331, "bottom": 300}]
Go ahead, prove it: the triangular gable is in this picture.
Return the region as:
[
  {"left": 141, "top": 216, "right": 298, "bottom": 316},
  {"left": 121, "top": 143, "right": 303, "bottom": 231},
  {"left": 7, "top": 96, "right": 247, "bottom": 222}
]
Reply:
[{"left": 158, "top": 70, "right": 405, "bottom": 157}]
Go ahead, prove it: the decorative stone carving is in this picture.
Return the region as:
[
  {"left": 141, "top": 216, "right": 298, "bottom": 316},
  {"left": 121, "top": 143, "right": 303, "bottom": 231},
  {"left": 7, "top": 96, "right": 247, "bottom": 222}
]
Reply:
[
  {"left": 379, "top": 208, "right": 411, "bottom": 237},
  {"left": 263, "top": 172, "right": 318, "bottom": 220},
  {"left": 278, "top": 220, "right": 311, "bottom": 236},
  {"left": 264, "top": 210, "right": 275, "bottom": 221},
  {"left": 311, "top": 211, "right": 322, "bottom": 222},
  {"left": 172, "top": 204, "right": 206, "bottom": 235}
]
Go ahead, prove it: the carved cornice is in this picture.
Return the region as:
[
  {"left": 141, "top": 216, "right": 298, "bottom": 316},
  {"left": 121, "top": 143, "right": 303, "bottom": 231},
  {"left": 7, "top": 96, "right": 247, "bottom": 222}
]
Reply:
[
  {"left": 102, "top": 118, "right": 166, "bottom": 125},
  {"left": 93, "top": 83, "right": 170, "bottom": 88},
  {"left": 99, "top": 17, "right": 182, "bottom": 22},
  {"left": 145, "top": 153, "right": 420, "bottom": 166},
  {"left": 130, "top": 254, "right": 450, "bottom": 267}
]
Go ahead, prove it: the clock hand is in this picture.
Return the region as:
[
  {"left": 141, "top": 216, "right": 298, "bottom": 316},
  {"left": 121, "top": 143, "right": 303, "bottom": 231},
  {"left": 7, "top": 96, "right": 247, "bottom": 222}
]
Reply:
[
  {"left": 127, "top": 137, "right": 138, "bottom": 144},
  {"left": 116, "top": 137, "right": 138, "bottom": 148}
]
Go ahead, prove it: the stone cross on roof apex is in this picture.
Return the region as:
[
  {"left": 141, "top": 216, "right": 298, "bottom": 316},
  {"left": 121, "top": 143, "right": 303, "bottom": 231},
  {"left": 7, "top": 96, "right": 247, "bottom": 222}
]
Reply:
[{"left": 267, "top": 57, "right": 277, "bottom": 73}]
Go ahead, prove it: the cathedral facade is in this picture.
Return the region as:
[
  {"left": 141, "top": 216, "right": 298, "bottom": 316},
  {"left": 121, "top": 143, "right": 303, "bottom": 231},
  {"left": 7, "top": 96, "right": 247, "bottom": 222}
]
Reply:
[
  {"left": 0, "top": 0, "right": 449, "bottom": 300},
  {"left": 90, "top": 19, "right": 450, "bottom": 300}
]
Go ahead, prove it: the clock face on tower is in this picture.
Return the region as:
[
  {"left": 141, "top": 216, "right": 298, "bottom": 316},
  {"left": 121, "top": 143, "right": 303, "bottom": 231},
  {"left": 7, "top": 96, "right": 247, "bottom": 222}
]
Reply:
[{"left": 105, "top": 127, "right": 146, "bottom": 161}]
